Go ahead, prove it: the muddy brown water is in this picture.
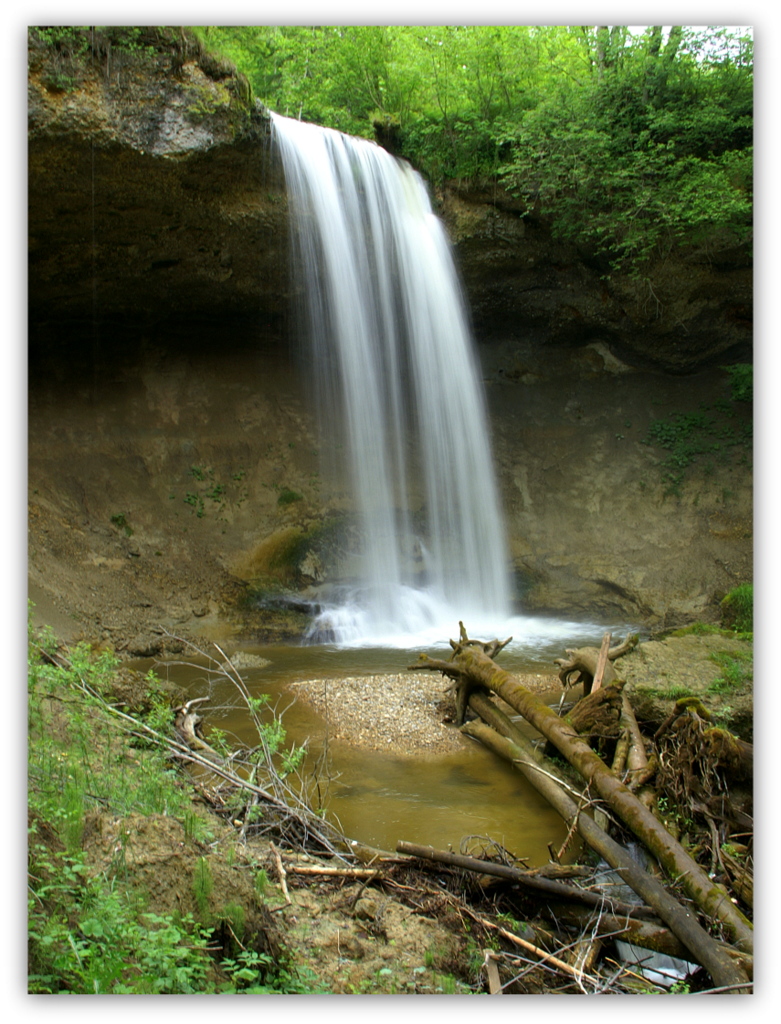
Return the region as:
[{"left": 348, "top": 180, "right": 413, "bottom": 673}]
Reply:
[{"left": 139, "top": 643, "right": 584, "bottom": 866}]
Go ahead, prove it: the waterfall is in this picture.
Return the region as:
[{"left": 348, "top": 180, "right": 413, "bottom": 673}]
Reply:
[{"left": 271, "top": 113, "right": 511, "bottom": 645}]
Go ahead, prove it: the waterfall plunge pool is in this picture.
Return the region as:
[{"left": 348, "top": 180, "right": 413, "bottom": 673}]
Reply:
[{"left": 138, "top": 615, "right": 636, "bottom": 865}]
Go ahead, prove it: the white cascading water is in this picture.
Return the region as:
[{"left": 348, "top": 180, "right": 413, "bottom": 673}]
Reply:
[{"left": 271, "top": 113, "right": 612, "bottom": 649}]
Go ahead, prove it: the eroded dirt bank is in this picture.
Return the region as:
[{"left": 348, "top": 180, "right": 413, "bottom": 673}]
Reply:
[{"left": 28, "top": 326, "right": 752, "bottom": 653}]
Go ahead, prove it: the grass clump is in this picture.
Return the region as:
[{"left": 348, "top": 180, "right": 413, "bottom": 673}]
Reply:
[
  {"left": 669, "top": 622, "right": 723, "bottom": 638},
  {"left": 707, "top": 649, "right": 753, "bottom": 694},
  {"left": 277, "top": 487, "right": 303, "bottom": 506},
  {"left": 639, "top": 684, "right": 697, "bottom": 702},
  {"left": 720, "top": 583, "right": 752, "bottom": 633}
]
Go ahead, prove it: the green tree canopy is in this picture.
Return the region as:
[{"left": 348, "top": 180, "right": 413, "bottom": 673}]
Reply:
[{"left": 191, "top": 25, "right": 753, "bottom": 274}]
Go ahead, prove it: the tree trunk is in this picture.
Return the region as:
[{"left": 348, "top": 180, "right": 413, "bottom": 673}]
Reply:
[{"left": 545, "top": 903, "right": 746, "bottom": 966}]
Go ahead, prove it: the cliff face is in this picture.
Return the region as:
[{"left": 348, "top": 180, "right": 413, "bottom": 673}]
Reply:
[
  {"left": 440, "top": 186, "right": 752, "bottom": 373},
  {"left": 27, "top": 33, "right": 752, "bottom": 641},
  {"left": 28, "top": 32, "right": 290, "bottom": 339}
]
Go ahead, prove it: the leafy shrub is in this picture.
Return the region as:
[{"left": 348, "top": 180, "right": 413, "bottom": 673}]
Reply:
[{"left": 724, "top": 363, "right": 753, "bottom": 403}]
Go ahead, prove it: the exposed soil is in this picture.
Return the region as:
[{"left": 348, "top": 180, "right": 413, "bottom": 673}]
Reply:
[
  {"left": 27, "top": 339, "right": 326, "bottom": 655},
  {"left": 77, "top": 808, "right": 473, "bottom": 994}
]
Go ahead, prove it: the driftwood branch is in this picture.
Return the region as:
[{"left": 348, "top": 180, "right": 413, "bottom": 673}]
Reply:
[
  {"left": 173, "top": 698, "right": 224, "bottom": 762},
  {"left": 270, "top": 842, "right": 291, "bottom": 904},
  {"left": 461, "top": 907, "right": 603, "bottom": 987},
  {"left": 483, "top": 950, "right": 503, "bottom": 994},
  {"left": 555, "top": 633, "right": 639, "bottom": 695},
  {"left": 396, "top": 841, "right": 653, "bottom": 918},
  {"left": 283, "top": 865, "right": 387, "bottom": 879},
  {"left": 591, "top": 632, "right": 612, "bottom": 692}
]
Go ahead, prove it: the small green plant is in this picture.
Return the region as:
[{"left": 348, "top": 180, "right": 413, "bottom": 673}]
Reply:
[
  {"left": 217, "top": 900, "right": 246, "bottom": 937},
  {"left": 193, "top": 857, "right": 214, "bottom": 921},
  {"left": 724, "top": 363, "right": 752, "bottom": 403},
  {"left": 206, "top": 726, "right": 232, "bottom": 757},
  {"left": 707, "top": 650, "right": 752, "bottom": 694},
  {"left": 220, "top": 950, "right": 324, "bottom": 994},
  {"left": 720, "top": 841, "right": 746, "bottom": 860},
  {"left": 184, "top": 491, "right": 205, "bottom": 517},
  {"left": 109, "top": 512, "right": 133, "bottom": 537},
  {"left": 720, "top": 583, "right": 752, "bottom": 633},
  {"left": 205, "top": 482, "right": 226, "bottom": 502},
  {"left": 277, "top": 487, "right": 303, "bottom": 506},
  {"left": 179, "top": 465, "right": 248, "bottom": 519},
  {"left": 669, "top": 979, "right": 691, "bottom": 994},
  {"left": 254, "top": 867, "right": 269, "bottom": 899}
]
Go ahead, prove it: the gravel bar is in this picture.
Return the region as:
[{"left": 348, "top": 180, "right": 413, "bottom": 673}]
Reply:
[{"left": 289, "top": 669, "right": 561, "bottom": 756}]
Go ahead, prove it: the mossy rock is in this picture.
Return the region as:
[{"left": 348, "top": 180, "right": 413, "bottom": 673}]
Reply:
[{"left": 620, "top": 632, "right": 753, "bottom": 741}]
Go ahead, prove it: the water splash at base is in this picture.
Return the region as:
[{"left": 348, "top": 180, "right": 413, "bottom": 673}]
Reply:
[{"left": 305, "top": 583, "right": 632, "bottom": 655}]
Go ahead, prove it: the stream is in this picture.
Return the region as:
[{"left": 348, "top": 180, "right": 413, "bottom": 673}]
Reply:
[{"left": 137, "top": 625, "right": 626, "bottom": 866}]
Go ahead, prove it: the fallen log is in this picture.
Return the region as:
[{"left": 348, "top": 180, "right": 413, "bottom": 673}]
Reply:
[
  {"left": 411, "top": 624, "right": 753, "bottom": 960},
  {"left": 544, "top": 902, "right": 751, "bottom": 981},
  {"left": 545, "top": 903, "right": 692, "bottom": 960},
  {"left": 396, "top": 841, "right": 653, "bottom": 918}
]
